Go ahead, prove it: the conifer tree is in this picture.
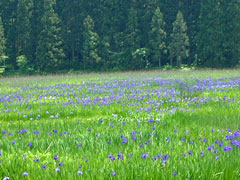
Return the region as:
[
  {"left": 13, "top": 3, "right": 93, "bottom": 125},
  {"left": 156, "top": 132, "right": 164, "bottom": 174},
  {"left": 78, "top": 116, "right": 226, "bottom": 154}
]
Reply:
[
  {"left": 125, "top": 7, "right": 141, "bottom": 68},
  {"left": 0, "top": 16, "right": 6, "bottom": 74},
  {"left": 169, "top": 11, "right": 189, "bottom": 67},
  {"left": 0, "top": 17, "right": 6, "bottom": 57},
  {"left": 150, "top": 7, "right": 166, "bottom": 68},
  {"left": 196, "top": 0, "right": 240, "bottom": 67},
  {"left": 82, "top": 15, "right": 101, "bottom": 70},
  {"left": 232, "top": 0, "right": 240, "bottom": 66},
  {"left": 16, "top": 0, "right": 33, "bottom": 64},
  {"left": 35, "top": 0, "right": 65, "bottom": 71}
]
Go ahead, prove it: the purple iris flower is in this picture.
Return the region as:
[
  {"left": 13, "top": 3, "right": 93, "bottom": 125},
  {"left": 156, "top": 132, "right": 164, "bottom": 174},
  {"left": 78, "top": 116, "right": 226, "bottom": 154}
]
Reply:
[
  {"left": 130, "top": 131, "right": 136, "bottom": 135},
  {"left": 141, "top": 153, "right": 149, "bottom": 159},
  {"left": 56, "top": 167, "right": 60, "bottom": 172},
  {"left": 77, "top": 171, "right": 83, "bottom": 175},
  {"left": 23, "top": 172, "right": 28, "bottom": 176},
  {"left": 54, "top": 154, "right": 58, "bottom": 161},
  {"left": 224, "top": 146, "right": 233, "bottom": 151},
  {"left": 122, "top": 137, "right": 127, "bottom": 144},
  {"left": 132, "top": 136, "right": 137, "bottom": 141},
  {"left": 118, "top": 152, "right": 124, "bottom": 160}
]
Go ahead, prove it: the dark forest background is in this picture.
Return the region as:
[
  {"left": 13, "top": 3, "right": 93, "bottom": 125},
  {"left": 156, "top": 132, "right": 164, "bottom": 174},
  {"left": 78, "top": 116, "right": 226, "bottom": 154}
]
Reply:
[{"left": 0, "top": 0, "right": 240, "bottom": 74}]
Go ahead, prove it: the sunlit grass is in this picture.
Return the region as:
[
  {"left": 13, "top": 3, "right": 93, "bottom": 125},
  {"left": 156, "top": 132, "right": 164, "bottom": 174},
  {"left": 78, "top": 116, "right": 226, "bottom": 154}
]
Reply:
[{"left": 0, "top": 70, "right": 240, "bottom": 179}]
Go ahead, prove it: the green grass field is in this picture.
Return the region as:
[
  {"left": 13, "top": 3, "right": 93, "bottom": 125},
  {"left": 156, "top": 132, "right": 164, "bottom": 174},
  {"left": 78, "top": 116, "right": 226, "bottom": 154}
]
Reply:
[{"left": 0, "top": 70, "right": 240, "bottom": 179}]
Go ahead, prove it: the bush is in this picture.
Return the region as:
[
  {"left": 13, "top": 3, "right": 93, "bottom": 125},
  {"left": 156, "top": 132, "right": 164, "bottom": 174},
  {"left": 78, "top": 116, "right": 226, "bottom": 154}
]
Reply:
[
  {"left": 16, "top": 55, "right": 34, "bottom": 73},
  {"left": 163, "top": 63, "right": 173, "bottom": 70}
]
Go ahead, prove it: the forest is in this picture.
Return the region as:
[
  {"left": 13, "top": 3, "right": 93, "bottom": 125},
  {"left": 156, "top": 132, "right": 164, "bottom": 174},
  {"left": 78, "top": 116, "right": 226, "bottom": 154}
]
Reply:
[{"left": 0, "top": 0, "right": 240, "bottom": 74}]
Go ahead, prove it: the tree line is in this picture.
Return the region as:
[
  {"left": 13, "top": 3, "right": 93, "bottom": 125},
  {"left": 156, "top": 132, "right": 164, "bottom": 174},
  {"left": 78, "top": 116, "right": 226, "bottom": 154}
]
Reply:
[{"left": 0, "top": 0, "right": 239, "bottom": 74}]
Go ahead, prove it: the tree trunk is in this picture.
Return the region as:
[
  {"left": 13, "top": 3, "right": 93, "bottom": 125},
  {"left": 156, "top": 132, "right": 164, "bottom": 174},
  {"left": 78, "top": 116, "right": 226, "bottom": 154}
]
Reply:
[
  {"left": 170, "top": 57, "right": 173, "bottom": 66},
  {"left": 159, "top": 59, "right": 161, "bottom": 68}
]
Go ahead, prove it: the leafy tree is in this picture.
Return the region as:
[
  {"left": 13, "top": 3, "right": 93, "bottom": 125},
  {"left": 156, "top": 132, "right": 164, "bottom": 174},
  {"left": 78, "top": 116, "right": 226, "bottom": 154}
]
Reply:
[
  {"left": 169, "top": 11, "right": 189, "bottom": 67},
  {"left": 132, "top": 48, "right": 150, "bottom": 69},
  {"left": 82, "top": 15, "right": 101, "bottom": 70},
  {"left": 35, "top": 0, "right": 65, "bottom": 71},
  {"left": 150, "top": 7, "right": 167, "bottom": 68},
  {"left": 16, "top": 0, "right": 33, "bottom": 66}
]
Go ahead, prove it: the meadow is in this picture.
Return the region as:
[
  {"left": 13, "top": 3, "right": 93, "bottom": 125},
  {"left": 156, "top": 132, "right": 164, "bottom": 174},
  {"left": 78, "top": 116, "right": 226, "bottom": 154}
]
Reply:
[{"left": 0, "top": 69, "right": 240, "bottom": 180}]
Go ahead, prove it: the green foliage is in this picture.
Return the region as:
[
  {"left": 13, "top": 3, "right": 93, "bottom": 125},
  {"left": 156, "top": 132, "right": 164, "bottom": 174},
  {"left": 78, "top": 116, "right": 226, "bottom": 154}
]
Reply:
[
  {"left": 0, "top": 0, "right": 239, "bottom": 74},
  {"left": 162, "top": 63, "right": 173, "bottom": 71},
  {"left": 132, "top": 48, "right": 150, "bottom": 69},
  {"left": 169, "top": 11, "right": 189, "bottom": 67},
  {"left": 124, "top": 7, "right": 141, "bottom": 69},
  {"left": 82, "top": 15, "right": 101, "bottom": 70},
  {"left": 150, "top": 7, "right": 167, "bottom": 68},
  {"left": 16, "top": 0, "right": 33, "bottom": 62},
  {"left": 196, "top": 0, "right": 240, "bottom": 68},
  {"left": 35, "top": 0, "right": 65, "bottom": 71},
  {"left": 17, "top": 55, "right": 28, "bottom": 72},
  {"left": 0, "top": 16, "right": 6, "bottom": 57}
]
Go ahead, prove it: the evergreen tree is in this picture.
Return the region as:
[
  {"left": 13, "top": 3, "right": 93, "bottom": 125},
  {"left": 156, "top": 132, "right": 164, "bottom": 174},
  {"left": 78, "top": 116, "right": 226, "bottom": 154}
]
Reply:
[
  {"left": 35, "top": 0, "right": 65, "bottom": 71},
  {"left": 0, "top": 17, "right": 6, "bottom": 57},
  {"left": 1, "top": 0, "right": 18, "bottom": 68},
  {"left": 169, "top": 11, "right": 189, "bottom": 67},
  {"left": 0, "top": 16, "right": 6, "bottom": 74},
  {"left": 232, "top": 0, "right": 240, "bottom": 66},
  {"left": 57, "top": 0, "right": 84, "bottom": 69},
  {"left": 16, "top": 0, "right": 33, "bottom": 65},
  {"left": 125, "top": 7, "right": 141, "bottom": 69},
  {"left": 196, "top": 0, "right": 240, "bottom": 67},
  {"left": 150, "top": 7, "right": 166, "bottom": 68},
  {"left": 82, "top": 15, "right": 101, "bottom": 70}
]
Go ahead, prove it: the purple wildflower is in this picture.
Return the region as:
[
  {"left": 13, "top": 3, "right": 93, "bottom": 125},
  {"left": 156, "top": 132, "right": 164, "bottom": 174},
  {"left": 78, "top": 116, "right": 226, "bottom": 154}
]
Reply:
[
  {"left": 148, "top": 119, "right": 154, "bottom": 123},
  {"left": 122, "top": 137, "right": 127, "bottom": 144},
  {"left": 52, "top": 129, "right": 57, "bottom": 133},
  {"left": 141, "top": 153, "right": 149, "bottom": 159},
  {"left": 77, "top": 171, "right": 83, "bottom": 175},
  {"left": 108, "top": 154, "right": 116, "bottom": 161},
  {"left": 54, "top": 154, "right": 58, "bottom": 161},
  {"left": 23, "top": 172, "right": 28, "bottom": 176},
  {"left": 224, "top": 146, "right": 233, "bottom": 151},
  {"left": 188, "top": 150, "right": 193, "bottom": 155},
  {"left": 152, "top": 156, "right": 157, "bottom": 161},
  {"left": 56, "top": 167, "right": 60, "bottom": 172},
  {"left": 130, "top": 131, "right": 136, "bottom": 135},
  {"left": 118, "top": 152, "right": 124, "bottom": 160}
]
